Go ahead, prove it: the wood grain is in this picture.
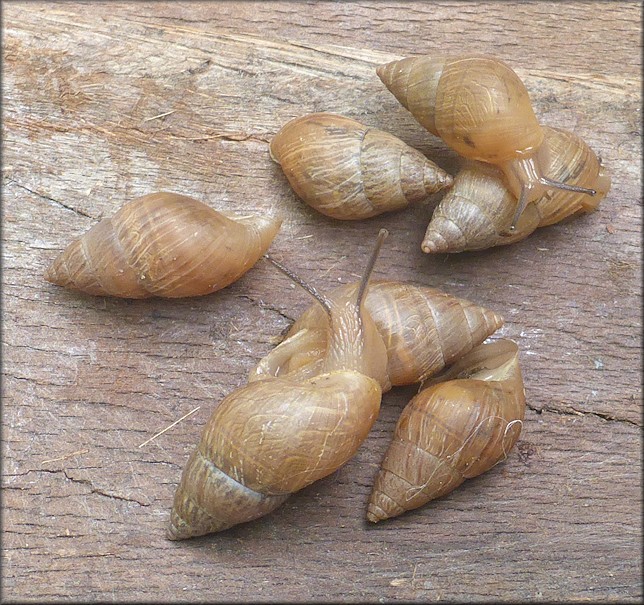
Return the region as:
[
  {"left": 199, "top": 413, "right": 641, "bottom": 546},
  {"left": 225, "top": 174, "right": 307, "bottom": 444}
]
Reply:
[{"left": 2, "top": 1, "right": 641, "bottom": 602}]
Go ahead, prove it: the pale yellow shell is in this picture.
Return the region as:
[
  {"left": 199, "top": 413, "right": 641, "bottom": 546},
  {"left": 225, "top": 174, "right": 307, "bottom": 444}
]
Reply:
[
  {"left": 270, "top": 113, "right": 452, "bottom": 220},
  {"left": 367, "top": 339, "right": 526, "bottom": 523}
]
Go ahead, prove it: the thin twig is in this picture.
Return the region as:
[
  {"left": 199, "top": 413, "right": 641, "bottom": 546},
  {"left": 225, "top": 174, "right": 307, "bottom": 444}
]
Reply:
[
  {"left": 143, "top": 110, "right": 176, "bottom": 122},
  {"left": 138, "top": 406, "right": 201, "bottom": 448},
  {"left": 41, "top": 449, "right": 89, "bottom": 464}
]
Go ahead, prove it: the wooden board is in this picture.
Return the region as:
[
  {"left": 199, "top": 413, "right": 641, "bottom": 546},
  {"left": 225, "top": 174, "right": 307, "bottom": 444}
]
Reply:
[{"left": 2, "top": 2, "right": 641, "bottom": 602}]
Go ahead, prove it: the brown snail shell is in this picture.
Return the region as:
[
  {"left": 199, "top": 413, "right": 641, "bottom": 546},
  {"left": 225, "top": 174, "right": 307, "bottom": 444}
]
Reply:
[
  {"left": 533, "top": 126, "right": 611, "bottom": 226},
  {"left": 249, "top": 280, "right": 503, "bottom": 389},
  {"left": 422, "top": 126, "right": 611, "bottom": 253},
  {"left": 377, "top": 55, "right": 542, "bottom": 164},
  {"left": 377, "top": 54, "right": 599, "bottom": 230},
  {"left": 270, "top": 113, "right": 453, "bottom": 220},
  {"left": 44, "top": 192, "right": 282, "bottom": 298},
  {"left": 168, "top": 370, "right": 381, "bottom": 539},
  {"left": 168, "top": 231, "right": 390, "bottom": 539},
  {"left": 367, "top": 339, "right": 526, "bottom": 523}
]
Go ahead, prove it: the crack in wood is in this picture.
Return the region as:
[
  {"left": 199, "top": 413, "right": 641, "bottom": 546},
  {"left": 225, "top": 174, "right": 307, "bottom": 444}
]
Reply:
[
  {"left": 61, "top": 470, "right": 151, "bottom": 507},
  {"left": 3, "top": 468, "right": 151, "bottom": 507},
  {"left": 163, "top": 131, "right": 272, "bottom": 144},
  {"left": 6, "top": 180, "right": 98, "bottom": 220},
  {"left": 526, "top": 402, "right": 640, "bottom": 427},
  {"left": 236, "top": 294, "right": 296, "bottom": 325},
  {"left": 5, "top": 114, "right": 272, "bottom": 147}
]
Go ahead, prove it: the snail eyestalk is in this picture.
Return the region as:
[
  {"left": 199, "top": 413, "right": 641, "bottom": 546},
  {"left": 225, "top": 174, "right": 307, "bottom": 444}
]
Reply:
[
  {"left": 501, "top": 153, "right": 599, "bottom": 232},
  {"left": 539, "top": 176, "right": 597, "bottom": 197},
  {"left": 508, "top": 178, "right": 598, "bottom": 232},
  {"left": 263, "top": 254, "right": 333, "bottom": 319},
  {"left": 377, "top": 55, "right": 607, "bottom": 238},
  {"left": 355, "top": 229, "right": 388, "bottom": 311}
]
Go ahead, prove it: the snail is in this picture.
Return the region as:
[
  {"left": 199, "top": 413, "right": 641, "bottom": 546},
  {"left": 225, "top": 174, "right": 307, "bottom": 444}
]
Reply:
[
  {"left": 44, "top": 192, "right": 282, "bottom": 298},
  {"left": 269, "top": 112, "right": 453, "bottom": 220},
  {"left": 167, "top": 230, "right": 390, "bottom": 540},
  {"left": 367, "top": 339, "right": 526, "bottom": 523},
  {"left": 422, "top": 126, "right": 611, "bottom": 253},
  {"left": 249, "top": 280, "right": 503, "bottom": 389},
  {"left": 376, "top": 54, "right": 598, "bottom": 230}
]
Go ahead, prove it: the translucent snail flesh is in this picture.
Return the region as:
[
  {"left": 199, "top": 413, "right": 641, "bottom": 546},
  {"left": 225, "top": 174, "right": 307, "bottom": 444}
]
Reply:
[
  {"left": 270, "top": 113, "right": 453, "bottom": 220},
  {"left": 377, "top": 54, "right": 598, "bottom": 229},
  {"left": 168, "top": 231, "right": 390, "bottom": 540},
  {"left": 422, "top": 126, "right": 611, "bottom": 253},
  {"left": 249, "top": 280, "right": 503, "bottom": 389},
  {"left": 44, "top": 192, "right": 282, "bottom": 298},
  {"left": 367, "top": 339, "right": 526, "bottom": 523}
]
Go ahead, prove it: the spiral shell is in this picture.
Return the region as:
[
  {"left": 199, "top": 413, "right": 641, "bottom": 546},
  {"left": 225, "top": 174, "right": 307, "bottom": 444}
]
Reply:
[
  {"left": 533, "top": 127, "right": 611, "bottom": 226},
  {"left": 422, "top": 163, "right": 542, "bottom": 253},
  {"left": 376, "top": 55, "right": 542, "bottom": 163},
  {"left": 270, "top": 113, "right": 453, "bottom": 220},
  {"left": 168, "top": 230, "right": 390, "bottom": 540},
  {"left": 377, "top": 54, "right": 602, "bottom": 230},
  {"left": 168, "top": 371, "right": 381, "bottom": 539},
  {"left": 44, "top": 192, "right": 282, "bottom": 298},
  {"left": 367, "top": 339, "right": 526, "bottom": 523},
  {"left": 422, "top": 126, "right": 611, "bottom": 253},
  {"left": 249, "top": 280, "right": 503, "bottom": 389}
]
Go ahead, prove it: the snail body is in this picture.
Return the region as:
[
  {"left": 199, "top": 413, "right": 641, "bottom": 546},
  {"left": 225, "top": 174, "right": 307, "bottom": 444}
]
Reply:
[
  {"left": 377, "top": 55, "right": 598, "bottom": 229},
  {"left": 270, "top": 113, "right": 453, "bottom": 220},
  {"left": 422, "top": 126, "right": 611, "bottom": 253},
  {"left": 45, "top": 192, "right": 281, "bottom": 298},
  {"left": 367, "top": 339, "right": 526, "bottom": 523},
  {"left": 250, "top": 280, "right": 503, "bottom": 389},
  {"left": 168, "top": 231, "right": 390, "bottom": 540}
]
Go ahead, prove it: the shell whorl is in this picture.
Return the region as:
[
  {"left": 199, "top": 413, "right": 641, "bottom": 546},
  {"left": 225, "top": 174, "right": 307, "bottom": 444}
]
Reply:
[
  {"left": 367, "top": 339, "right": 526, "bottom": 523},
  {"left": 377, "top": 55, "right": 543, "bottom": 163},
  {"left": 534, "top": 126, "right": 611, "bottom": 226},
  {"left": 168, "top": 371, "right": 382, "bottom": 539},
  {"left": 422, "top": 162, "right": 541, "bottom": 253},
  {"left": 250, "top": 281, "right": 504, "bottom": 388},
  {"left": 270, "top": 113, "right": 452, "bottom": 220},
  {"left": 421, "top": 127, "right": 611, "bottom": 253},
  {"left": 376, "top": 56, "right": 446, "bottom": 136},
  {"left": 44, "top": 192, "right": 281, "bottom": 298},
  {"left": 167, "top": 449, "right": 290, "bottom": 540}
]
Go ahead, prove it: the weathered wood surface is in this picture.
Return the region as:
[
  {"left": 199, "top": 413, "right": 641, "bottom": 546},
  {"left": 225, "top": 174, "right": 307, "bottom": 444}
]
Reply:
[{"left": 2, "top": 1, "right": 641, "bottom": 602}]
